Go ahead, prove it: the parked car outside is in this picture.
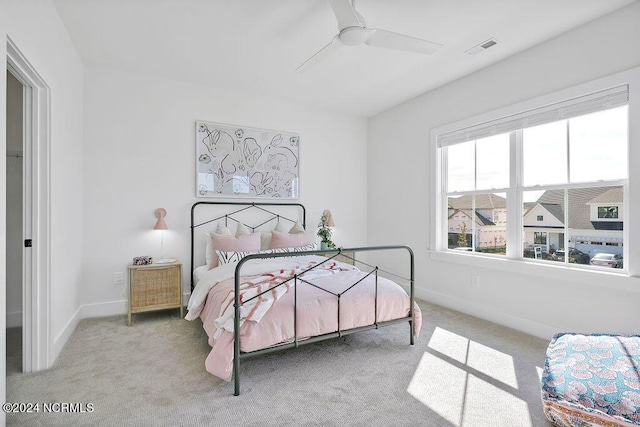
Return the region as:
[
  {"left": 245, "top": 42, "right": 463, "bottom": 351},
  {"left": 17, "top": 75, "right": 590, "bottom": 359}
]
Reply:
[
  {"left": 552, "top": 248, "right": 590, "bottom": 264},
  {"left": 590, "top": 253, "right": 623, "bottom": 268}
]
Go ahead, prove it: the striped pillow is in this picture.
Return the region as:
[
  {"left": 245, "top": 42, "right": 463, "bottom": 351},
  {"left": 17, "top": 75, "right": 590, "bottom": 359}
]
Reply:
[
  {"left": 216, "top": 249, "right": 257, "bottom": 265},
  {"left": 215, "top": 243, "right": 317, "bottom": 266}
]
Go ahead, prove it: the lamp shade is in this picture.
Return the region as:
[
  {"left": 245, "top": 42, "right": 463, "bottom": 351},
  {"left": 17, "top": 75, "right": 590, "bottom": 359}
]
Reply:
[
  {"left": 322, "top": 209, "right": 335, "bottom": 227},
  {"left": 154, "top": 208, "right": 168, "bottom": 230}
]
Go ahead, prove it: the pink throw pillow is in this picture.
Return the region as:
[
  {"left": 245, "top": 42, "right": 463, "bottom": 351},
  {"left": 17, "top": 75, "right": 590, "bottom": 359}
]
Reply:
[
  {"left": 270, "top": 230, "right": 315, "bottom": 249},
  {"left": 209, "top": 232, "right": 261, "bottom": 269}
]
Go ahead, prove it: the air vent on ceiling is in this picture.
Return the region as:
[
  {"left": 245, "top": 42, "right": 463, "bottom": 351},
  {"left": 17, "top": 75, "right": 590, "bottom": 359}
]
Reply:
[{"left": 465, "top": 38, "right": 499, "bottom": 55}]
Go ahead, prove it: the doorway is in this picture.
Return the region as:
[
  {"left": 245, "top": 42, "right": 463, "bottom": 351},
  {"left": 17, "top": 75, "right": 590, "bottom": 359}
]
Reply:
[
  {"left": 6, "top": 38, "right": 51, "bottom": 373},
  {"left": 5, "top": 69, "right": 23, "bottom": 374}
]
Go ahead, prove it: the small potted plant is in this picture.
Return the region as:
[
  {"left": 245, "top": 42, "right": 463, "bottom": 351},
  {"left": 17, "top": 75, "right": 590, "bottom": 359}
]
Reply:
[{"left": 317, "top": 213, "right": 336, "bottom": 250}]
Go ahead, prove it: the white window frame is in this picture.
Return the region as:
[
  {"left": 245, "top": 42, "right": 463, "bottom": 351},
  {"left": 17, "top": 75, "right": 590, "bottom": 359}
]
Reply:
[{"left": 430, "top": 67, "right": 640, "bottom": 287}]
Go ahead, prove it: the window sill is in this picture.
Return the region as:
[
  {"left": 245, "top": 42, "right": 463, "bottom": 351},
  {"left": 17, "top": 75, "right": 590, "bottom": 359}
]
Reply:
[{"left": 429, "top": 250, "right": 640, "bottom": 294}]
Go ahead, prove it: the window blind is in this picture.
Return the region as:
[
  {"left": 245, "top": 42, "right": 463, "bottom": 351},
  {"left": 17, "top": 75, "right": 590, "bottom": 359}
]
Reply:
[{"left": 437, "top": 85, "right": 629, "bottom": 147}]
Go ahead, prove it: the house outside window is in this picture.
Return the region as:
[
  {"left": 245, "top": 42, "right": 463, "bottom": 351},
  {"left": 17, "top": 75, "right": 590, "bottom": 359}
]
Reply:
[{"left": 438, "top": 85, "right": 628, "bottom": 270}]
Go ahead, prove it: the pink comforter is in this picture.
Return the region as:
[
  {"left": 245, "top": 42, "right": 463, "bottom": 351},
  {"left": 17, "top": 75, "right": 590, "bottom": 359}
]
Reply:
[{"left": 193, "top": 258, "right": 421, "bottom": 382}]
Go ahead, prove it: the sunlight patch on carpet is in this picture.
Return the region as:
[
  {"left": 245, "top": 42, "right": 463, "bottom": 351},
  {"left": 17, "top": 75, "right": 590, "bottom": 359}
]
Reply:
[
  {"left": 407, "top": 352, "right": 467, "bottom": 425},
  {"left": 427, "top": 327, "right": 469, "bottom": 363},
  {"left": 427, "top": 327, "right": 518, "bottom": 388},
  {"left": 467, "top": 341, "right": 518, "bottom": 388},
  {"left": 408, "top": 352, "right": 533, "bottom": 426}
]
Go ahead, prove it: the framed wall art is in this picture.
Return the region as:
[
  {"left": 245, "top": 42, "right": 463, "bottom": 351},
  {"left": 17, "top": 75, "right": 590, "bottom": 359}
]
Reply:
[{"left": 195, "top": 121, "right": 300, "bottom": 199}]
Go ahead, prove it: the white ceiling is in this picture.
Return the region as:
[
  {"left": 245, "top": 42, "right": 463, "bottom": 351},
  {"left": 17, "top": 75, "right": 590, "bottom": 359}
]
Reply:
[{"left": 53, "top": 0, "right": 636, "bottom": 117}]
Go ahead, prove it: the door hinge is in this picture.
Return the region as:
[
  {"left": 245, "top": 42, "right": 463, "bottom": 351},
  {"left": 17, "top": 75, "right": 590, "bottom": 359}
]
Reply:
[{"left": 24, "top": 239, "right": 32, "bottom": 247}]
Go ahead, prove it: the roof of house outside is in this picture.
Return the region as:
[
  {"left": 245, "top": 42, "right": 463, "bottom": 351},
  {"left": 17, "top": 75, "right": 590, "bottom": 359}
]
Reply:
[
  {"left": 587, "top": 187, "right": 623, "bottom": 204},
  {"left": 523, "top": 202, "right": 536, "bottom": 214},
  {"left": 535, "top": 186, "right": 622, "bottom": 230},
  {"left": 538, "top": 203, "right": 565, "bottom": 223},
  {"left": 472, "top": 210, "right": 494, "bottom": 226},
  {"left": 448, "top": 209, "right": 496, "bottom": 226},
  {"left": 448, "top": 193, "right": 506, "bottom": 210}
]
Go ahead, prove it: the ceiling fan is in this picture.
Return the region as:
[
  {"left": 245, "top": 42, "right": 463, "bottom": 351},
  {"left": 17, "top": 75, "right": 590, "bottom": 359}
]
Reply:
[{"left": 296, "top": 0, "right": 442, "bottom": 72}]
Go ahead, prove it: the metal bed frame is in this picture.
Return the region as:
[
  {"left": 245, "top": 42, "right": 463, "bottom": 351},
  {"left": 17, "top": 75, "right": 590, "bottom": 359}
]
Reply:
[
  {"left": 190, "top": 200, "right": 306, "bottom": 290},
  {"left": 190, "top": 201, "right": 415, "bottom": 395}
]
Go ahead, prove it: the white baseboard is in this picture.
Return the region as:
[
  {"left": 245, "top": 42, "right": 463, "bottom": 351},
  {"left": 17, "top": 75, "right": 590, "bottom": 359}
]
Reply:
[
  {"left": 51, "top": 305, "right": 82, "bottom": 362},
  {"left": 80, "top": 293, "right": 190, "bottom": 320},
  {"left": 81, "top": 299, "right": 128, "bottom": 318},
  {"left": 6, "top": 311, "right": 22, "bottom": 328},
  {"left": 34, "top": 293, "right": 193, "bottom": 372},
  {"left": 414, "top": 286, "right": 559, "bottom": 341}
]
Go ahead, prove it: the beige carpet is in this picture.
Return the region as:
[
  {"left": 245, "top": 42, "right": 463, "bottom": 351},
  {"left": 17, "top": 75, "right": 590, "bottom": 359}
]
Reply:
[{"left": 6, "top": 301, "right": 554, "bottom": 426}]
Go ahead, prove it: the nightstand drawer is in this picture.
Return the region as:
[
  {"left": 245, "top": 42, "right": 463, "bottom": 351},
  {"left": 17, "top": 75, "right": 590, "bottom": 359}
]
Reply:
[
  {"left": 130, "top": 265, "right": 180, "bottom": 309},
  {"left": 127, "top": 262, "right": 183, "bottom": 325}
]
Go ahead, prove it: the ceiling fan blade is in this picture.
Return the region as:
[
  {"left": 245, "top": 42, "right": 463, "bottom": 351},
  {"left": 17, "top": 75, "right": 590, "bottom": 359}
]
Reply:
[
  {"left": 329, "top": 0, "right": 363, "bottom": 30},
  {"left": 295, "top": 35, "right": 342, "bottom": 72},
  {"left": 365, "top": 28, "right": 442, "bottom": 54}
]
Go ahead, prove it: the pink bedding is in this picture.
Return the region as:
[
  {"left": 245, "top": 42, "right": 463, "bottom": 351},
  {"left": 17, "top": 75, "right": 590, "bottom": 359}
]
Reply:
[{"left": 189, "top": 256, "right": 421, "bottom": 382}]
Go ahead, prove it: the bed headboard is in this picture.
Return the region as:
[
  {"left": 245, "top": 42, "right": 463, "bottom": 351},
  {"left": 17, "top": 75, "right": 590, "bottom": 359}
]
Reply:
[{"left": 190, "top": 201, "right": 306, "bottom": 290}]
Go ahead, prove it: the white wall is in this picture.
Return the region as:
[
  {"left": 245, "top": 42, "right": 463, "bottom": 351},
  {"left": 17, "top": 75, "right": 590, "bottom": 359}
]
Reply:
[
  {"left": 81, "top": 66, "right": 367, "bottom": 314},
  {"left": 0, "top": 0, "right": 85, "bottom": 371},
  {"left": 6, "top": 70, "right": 22, "bottom": 327},
  {"left": 368, "top": 2, "right": 640, "bottom": 339},
  {"left": 0, "top": 10, "right": 7, "bottom": 425}
]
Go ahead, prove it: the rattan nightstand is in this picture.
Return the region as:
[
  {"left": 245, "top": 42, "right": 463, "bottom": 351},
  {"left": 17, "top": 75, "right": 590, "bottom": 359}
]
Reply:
[{"left": 127, "top": 261, "right": 183, "bottom": 326}]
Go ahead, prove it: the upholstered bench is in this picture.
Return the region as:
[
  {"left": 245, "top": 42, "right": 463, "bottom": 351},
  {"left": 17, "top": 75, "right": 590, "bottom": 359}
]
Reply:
[{"left": 541, "top": 333, "right": 640, "bottom": 426}]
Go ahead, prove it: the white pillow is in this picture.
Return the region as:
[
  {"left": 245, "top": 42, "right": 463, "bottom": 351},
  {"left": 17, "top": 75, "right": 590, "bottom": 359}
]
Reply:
[
  {"left": 289, "top": 221, "right": 306, "bottom": 234},
  {"left": 235, "top": 222, "right": 251, "bottom": 237},
  {"left": 205, "top": 223, "right": 233, "bottom": 266},
  {"left": 273, "top": 221, "right": 290, "bottom": 233},
  {"left": 260, "top": 231, "right": 273, "bottom": 251}
]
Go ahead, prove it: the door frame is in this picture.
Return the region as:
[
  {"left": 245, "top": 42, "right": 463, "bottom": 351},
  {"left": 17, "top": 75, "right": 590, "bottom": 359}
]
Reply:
[{"left": 6, "top": 37, "right": 51, "bottom": 372}]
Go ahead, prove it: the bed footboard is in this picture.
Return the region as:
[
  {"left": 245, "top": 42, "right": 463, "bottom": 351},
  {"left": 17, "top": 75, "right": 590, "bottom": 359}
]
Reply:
[{"left": 232, "top": 245, "right": 415, "bottom": 396}]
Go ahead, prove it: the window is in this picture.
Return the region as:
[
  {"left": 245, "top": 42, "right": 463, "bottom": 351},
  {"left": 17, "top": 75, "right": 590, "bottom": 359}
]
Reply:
[
  {"left": 445, "top": 132, "right": 509, "bottom": 254},
  {"left": 534, "top": 232, "right": 547, "bottom": 245},
  {"left": 438, "top": 85, "right": 628, "bottom": 271},
  {"left": 598, "top": 206, "right": 619, "bottom": 219}
]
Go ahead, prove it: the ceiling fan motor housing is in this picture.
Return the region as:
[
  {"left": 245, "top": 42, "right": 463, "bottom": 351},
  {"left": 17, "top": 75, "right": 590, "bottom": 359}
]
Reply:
[{"left": 339, "top": 26, "right": 368, "bottom": 46}]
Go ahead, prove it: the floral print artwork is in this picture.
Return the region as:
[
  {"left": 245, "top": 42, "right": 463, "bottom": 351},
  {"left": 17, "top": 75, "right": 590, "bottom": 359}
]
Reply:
[{"left": 196, "top": 121, "right": 299, "bottom": 199}]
